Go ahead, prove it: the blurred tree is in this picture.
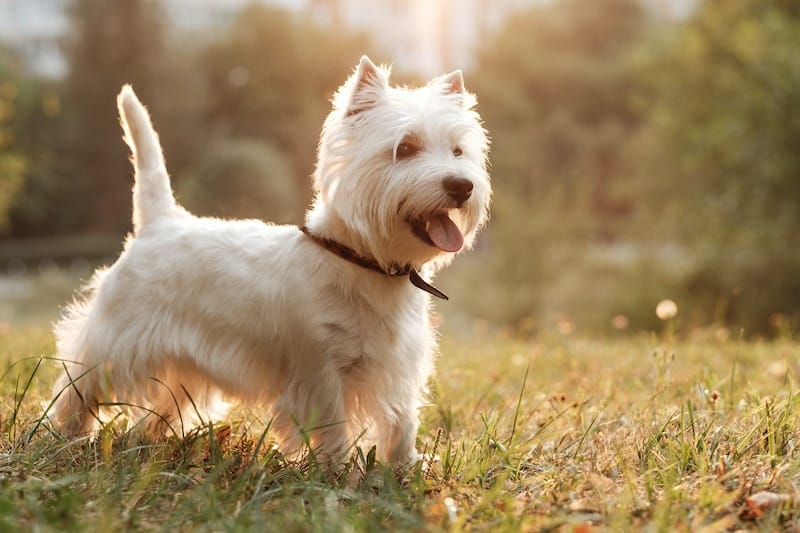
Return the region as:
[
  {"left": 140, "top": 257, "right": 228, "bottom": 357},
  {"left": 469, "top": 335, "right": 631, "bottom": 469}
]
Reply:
[
  {"left": 0, "top": 52, "right": 27, "bottom": 234},
  {"left": 0, "top": 109, "right": 25, "bottom": 234},
  {"left": 177, "top": 139, "right": 300, "bottom": 223},
  {"left": 203, "top": 4, "right": 371, "bottom": 195},
  {"left": 7, "top": 2, "right": 369, "bottom": 237},
  {"left": 467, "top": 0, "right": 649, "bottom": 325},
  {"left": 59, "top": 0, "right": 166, "bottom": 234},
  {"left": 460, "top": 0, "right": 800, "bottom": 335},
  {"left": 5, "top": 74, "right": 72, "bottom": 238},
  {"left": 636, "top": 0, "right": 800, "bottom": 331},
  {"left": 475, "top": 0, "right": 645, "bottom": 219}
]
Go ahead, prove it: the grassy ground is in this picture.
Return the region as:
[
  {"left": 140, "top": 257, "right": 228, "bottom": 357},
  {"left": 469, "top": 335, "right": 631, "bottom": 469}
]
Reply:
[{"left": 1, "top": 322, "right": 799, "bottom": 531}]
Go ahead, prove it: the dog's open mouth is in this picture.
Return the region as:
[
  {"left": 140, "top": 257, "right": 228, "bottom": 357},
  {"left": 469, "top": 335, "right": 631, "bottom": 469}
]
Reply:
[{"left": 409, "top": 212, "right": 464, "bottom": 253}]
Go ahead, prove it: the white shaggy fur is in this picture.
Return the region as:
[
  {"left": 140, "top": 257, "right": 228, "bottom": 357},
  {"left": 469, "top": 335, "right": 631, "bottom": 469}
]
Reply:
[{"left": 50, "top": 56, "right": 491, "bottom": 463}]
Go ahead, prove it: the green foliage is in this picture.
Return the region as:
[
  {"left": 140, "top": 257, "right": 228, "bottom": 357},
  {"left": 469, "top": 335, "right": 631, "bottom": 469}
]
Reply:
[
  {"left": 0, "top": 154, "right": 24, "bottom": 234},
  {"left": 204, "top": 4, "right": 370, "bottom": 184},
  {"left": 453, "top": 0, "right": 800, "bottom": 335},
  {"left": 633, "top": 0, "right": 800, "bottom": 332},
  {"left": 0, "top": 43, "right": 69, "bottom": 238},
  {"left": 177, "top": 139, "right": 301, "bottom": 223},
  {"left": 4, "top": 78, "right": 72, "bottom": 237},
  {"left": 466, "top": 0, "right": 649, "bottom": 328},
  {"left": 0, "top": 55, "right": 27, "bottom": 234},
  {"left": 6, "top": 2, "right": 369, "bottom": 238},
  {"left": 474, "top": 0, "right": 644, "bottom": 206}
]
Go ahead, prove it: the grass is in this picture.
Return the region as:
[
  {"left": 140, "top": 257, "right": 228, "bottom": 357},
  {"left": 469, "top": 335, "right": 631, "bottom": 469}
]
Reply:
[{"left": 1, "top": 322, "right": 799, "bottom": 531}]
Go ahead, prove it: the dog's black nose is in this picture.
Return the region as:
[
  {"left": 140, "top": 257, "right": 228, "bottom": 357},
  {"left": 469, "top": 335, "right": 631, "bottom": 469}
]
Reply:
[{"left": 442, "top": 176, "right": 473, "bottom": 205}]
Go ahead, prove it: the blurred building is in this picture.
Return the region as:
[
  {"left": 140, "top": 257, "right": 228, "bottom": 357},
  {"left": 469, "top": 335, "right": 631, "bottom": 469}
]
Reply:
[
  {"left": 161, "top": 0, "right": 304, "bottom": 32},
  {"left": 649, "top": 0, "right": 696, "bottom": 19},
  {"left": 305, "top": 0, "right": 695, "bottom": 75},
  {"left": 308, "top": 0, "right": 536, "bottom": 75},
  {"left": 0, "top": 0, "right": 696, "bottom": 79},
  {"left": 0, "top": 0, "right": 69, "bottom": 78}
]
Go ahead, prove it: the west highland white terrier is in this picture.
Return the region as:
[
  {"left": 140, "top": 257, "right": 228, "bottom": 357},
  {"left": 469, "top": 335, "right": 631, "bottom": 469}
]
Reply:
[{"left": 50, "top": 56, "right": 491, "bottom": 463}]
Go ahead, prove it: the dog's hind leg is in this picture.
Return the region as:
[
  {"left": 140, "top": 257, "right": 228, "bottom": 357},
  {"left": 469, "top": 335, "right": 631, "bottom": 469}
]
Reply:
[
  {"left": 51, "top": 362, "right": 103, "bottom": 437},
  {"left": 50, "top": 297, "right": 109, "bottom": 437},
  {"left": 142, "top": 366, "right": 231, "bottom": 439}
]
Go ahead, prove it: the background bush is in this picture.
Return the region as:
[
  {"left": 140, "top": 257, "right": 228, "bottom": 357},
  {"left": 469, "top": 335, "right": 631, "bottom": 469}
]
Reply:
[{"left": 177, "top": 139, "right": 301, "bottom": 223}]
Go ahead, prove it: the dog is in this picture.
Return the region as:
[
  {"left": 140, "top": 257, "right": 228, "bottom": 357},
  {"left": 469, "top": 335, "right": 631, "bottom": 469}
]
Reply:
[{"left": 50, "top": 56, "right": 491, "bottom": 463}]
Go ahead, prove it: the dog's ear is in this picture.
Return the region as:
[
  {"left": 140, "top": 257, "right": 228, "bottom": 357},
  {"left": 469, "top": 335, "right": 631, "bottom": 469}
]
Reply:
[
  {"left": 442, "top": 70, "right": 466, "bottom": 105},
  {"left": 443, "top": 70, "right": 465, "bottom": 95},
  {"left": 346, "top": 55, "right": 388, "bottom": 117}
]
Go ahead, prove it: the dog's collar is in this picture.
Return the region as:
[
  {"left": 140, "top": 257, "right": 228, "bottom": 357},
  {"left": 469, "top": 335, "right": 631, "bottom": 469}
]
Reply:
[{"left": 300, "top": 226, "right": 448, "bottom": 300}]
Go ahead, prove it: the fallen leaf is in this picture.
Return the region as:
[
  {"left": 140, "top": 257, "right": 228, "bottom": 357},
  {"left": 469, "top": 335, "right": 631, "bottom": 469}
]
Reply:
[
  {"left": 740, "top": 491, "right": 796, "bottom": 520},
  {"left": 568, "top": 498, "right": 599, "bottom": 513},
  {"left": 426, "top": 501, "right": 444, "bottom": 525},
  {"left": 693, "top": 513, "right": 739, "bottom": 533}
]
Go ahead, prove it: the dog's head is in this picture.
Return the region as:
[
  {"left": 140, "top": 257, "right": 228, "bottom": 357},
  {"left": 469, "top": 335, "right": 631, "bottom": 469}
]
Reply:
[{"left": 310, "top": 56, "right": 491, "bottom": 272}]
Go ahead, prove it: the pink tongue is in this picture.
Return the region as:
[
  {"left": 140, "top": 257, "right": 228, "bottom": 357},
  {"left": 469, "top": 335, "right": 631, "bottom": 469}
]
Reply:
[{"left": 427, "top": 213, "right": 464, "bottom": 252}]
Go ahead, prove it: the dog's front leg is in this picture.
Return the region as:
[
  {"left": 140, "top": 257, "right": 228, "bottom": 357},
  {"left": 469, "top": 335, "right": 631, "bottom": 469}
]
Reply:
[
  {"left": 380, "top": 409, "right": 420, "bottom": 464},
  {"left": 271, "top": 370, "right": 350, "bottom": 462}
]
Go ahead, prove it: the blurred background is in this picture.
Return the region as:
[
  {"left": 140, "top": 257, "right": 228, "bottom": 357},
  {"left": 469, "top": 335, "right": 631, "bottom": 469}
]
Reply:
[{"left": 0, "top": 0, "right": 797, "bottom": 338}]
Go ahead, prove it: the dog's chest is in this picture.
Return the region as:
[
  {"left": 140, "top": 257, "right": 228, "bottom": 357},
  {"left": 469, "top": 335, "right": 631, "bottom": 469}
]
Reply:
[{"left": 319, "top": 297, "right": 427, "bottom": 374}]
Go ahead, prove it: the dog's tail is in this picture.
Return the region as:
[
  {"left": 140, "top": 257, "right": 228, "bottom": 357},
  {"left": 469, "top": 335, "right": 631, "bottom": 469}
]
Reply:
[{"left": 117, "top": 84, "right": 177, "bottom": 233}]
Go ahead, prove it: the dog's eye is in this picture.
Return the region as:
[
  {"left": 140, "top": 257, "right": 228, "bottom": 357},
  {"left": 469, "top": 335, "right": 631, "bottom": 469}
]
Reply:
[
  {"left": 396, "top": 142, "right": 419, "bottom": 160},
  {"left": 453, "top": 147, "right": 463, "bottom": 157}
]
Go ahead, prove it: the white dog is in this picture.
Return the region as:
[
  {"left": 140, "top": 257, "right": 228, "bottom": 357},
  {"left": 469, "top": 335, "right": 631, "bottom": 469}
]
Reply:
[{"left": 51, "top": 56, "right": 491, "bottom": 463}]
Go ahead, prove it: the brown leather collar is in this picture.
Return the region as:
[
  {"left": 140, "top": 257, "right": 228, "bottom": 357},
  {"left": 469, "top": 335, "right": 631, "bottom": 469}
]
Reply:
[{"left": 300, "top": 226, "right": 448, "bottom": 300}]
